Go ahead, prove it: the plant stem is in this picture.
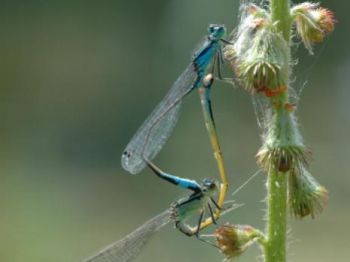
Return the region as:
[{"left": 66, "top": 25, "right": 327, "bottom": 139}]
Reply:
[
  {"left": 264, "top": 1, "right": 292, "bottom": 261},
  {"left": 270, "top": 0, "right": 292, "bottom": 40},
  {"left": 264, "top": 168, "right": 288, "bottom": 262}
]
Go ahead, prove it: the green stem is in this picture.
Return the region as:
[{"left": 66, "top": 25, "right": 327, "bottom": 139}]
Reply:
[
  {"left": 264, "top": 169, "right": 288, "bottom": 262},
  {"left": 270, "top": 0, "right": 292, "bottom": 40},
  {"left": 264, "top": 1, "right": 292, "bottom": 262},
  {"left": 252, "top": 229, "right": 268, "bottom": 247}
]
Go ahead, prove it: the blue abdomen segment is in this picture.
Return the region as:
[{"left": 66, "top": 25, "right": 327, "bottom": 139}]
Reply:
[
  {"left": 147, "top": 161, "right": 201, "bottom": 191},
  {"left": 172, "top": 175, "right": 201, "bottom": 191},
  {"left": 158, "top": 172, "right": 201, "bottom": 192}
]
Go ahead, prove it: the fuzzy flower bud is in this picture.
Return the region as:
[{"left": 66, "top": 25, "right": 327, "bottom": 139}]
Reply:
[
  {"left": 256, "top": 107, "right": 310, "bottom": 173},
  {"left": 214, "top": 224, "right": 257, "bottom": 260},
  {"left": 224, "top": 4, "right": 269, "bottom": 65},
  {"left": 244, "top": 3, "right": 269, "bottom": 20},
  {"left": 224, "top": 4, "right": 289, "bottom": 94},
  {"left": 291, "top": 2, "right": 336, "bottom": 54},
  {"left": 288, "top": 166, "right": 328, "bottom": 219}
]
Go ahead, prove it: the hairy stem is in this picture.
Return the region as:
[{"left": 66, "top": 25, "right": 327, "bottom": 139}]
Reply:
[
  {"left": 270, "top": 0, "right": 292, "bottom": 40},
  {"left": 264, "top": 168, "right": 288, "bottom": 262},
  {"left": 264, "top": 1, "right": 292, "bottom": 261}
]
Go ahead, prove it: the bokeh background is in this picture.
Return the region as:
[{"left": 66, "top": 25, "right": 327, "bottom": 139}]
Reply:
[{"left": 0, "top": 0, "right": 348, "bottom": 261}]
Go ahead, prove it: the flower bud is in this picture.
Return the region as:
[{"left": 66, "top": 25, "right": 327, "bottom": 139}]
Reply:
[
  {"left": 256, "top": 107, "right": 310, "bottom": 173},
  {"left": 291, "top": 2, "right": 336, "bottom": 54},
  {"left": 224, "top": 6, "right": 268, "bottom": 68},
  {"left": 224, "top": 4, "right": 289, "bottom": 94},
  {"left": 214, "top": 224, "right": 257, "bottom": 260},
  {"left": 288, "top": 166, "right": 328, "bottom": 219}
]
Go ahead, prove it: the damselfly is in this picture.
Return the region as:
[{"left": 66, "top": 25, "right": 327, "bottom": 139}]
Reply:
[
  {"left": 82, "top": 166, "right": 262, "bottom": 262},
  {"left": 121, "top": 24, "right": 228, "bottom": 175},
  {"left": 83, "top": 162, "right": 225, "bottom": 262},
  {"left": 146, "top": 161, "right": 221, "bottom": 235}
]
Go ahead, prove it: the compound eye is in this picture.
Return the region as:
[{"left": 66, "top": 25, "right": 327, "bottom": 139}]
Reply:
[
  {"left": 208, "top": 24, "right": 218, "bottom": 33},
  {"left": 209, "top": 182, "right": 216, "bottom": 190},
  {"left": 202, "top": 178, "right": 215, "bottom": 189}
]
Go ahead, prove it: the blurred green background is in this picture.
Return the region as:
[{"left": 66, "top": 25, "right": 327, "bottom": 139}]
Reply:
[{"left": 0, "top": 0, "right": 348, "bottom": 261}]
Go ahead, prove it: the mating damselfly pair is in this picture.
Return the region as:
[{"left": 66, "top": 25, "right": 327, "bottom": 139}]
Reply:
[{"left": 83, "top": 24, "right": 239, "bottom": 262}]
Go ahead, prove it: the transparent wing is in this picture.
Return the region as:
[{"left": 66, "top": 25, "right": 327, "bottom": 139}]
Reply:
[
  {"left": 122, "top": 64, "right": 198, "bottom": 174},
  {"left": 84, "top": 209, "right": 171, "bottom": 262}
]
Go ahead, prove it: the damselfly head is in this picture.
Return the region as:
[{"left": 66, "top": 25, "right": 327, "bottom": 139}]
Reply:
[
  {"left": 208, "top": 24, "right": 226, "bottom": 41},
  {"left": 201, "top": 178, "right": 219, "bottom": 193}
]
